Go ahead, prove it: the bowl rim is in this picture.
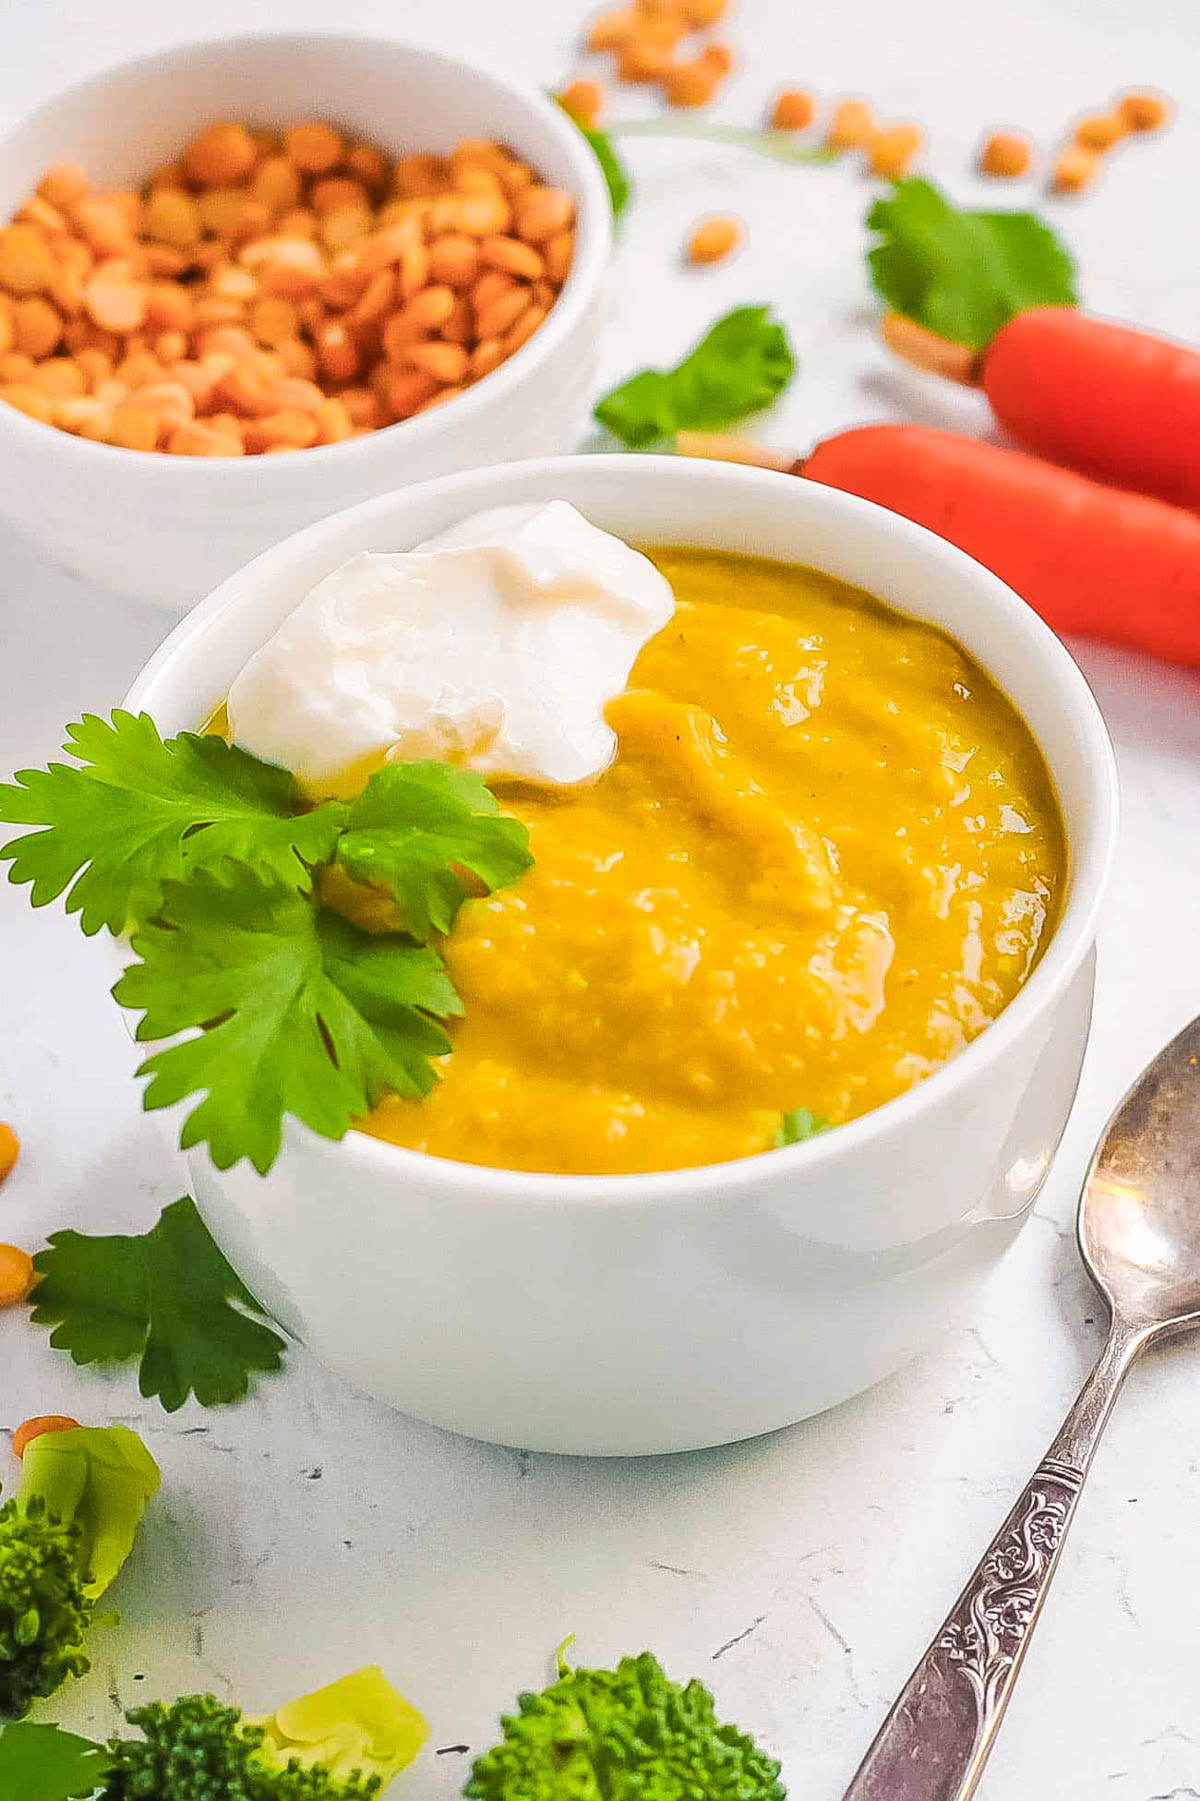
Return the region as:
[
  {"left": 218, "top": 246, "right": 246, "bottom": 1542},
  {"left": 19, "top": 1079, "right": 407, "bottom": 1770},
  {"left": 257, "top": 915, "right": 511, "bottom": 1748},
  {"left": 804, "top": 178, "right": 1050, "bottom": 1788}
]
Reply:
[
  {"left": 0, "top": 29, "right": 611, "bottom": 480},
  {"left": 124, "top": 452, "right": 1119, "bottom": 1208}
]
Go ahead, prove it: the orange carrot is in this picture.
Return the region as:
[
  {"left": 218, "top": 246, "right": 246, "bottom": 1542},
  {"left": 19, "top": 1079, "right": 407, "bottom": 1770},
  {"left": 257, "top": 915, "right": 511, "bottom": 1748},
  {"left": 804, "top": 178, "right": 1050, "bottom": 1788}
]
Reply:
[
  {"left": 982, "top": 307, "right": 1200, "bottom": 512},
  {"left": 803, "top": 423, "right": 1200, "bottom": 667}
]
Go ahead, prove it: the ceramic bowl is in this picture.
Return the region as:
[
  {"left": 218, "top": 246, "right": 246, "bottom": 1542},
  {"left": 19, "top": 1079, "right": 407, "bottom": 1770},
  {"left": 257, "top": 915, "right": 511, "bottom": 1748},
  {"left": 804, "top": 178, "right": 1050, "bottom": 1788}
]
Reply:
[
  {"left": 123, "top": 454, "right": 1118, "bottom": 1455},
  {"left": 0, "top": 34, "right": 610, "bottom": 608}
]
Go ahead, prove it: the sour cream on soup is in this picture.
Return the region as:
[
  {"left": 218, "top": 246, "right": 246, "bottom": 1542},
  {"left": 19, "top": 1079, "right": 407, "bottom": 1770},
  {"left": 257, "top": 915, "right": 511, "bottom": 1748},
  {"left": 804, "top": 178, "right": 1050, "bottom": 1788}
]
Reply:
[{"left": 225, "top": 501, "right": 676, "bottom": 792}]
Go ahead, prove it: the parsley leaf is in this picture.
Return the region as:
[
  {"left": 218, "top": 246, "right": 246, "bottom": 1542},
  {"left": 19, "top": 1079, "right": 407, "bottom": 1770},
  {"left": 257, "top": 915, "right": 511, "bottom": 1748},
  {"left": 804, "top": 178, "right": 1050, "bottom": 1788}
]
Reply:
[
  {"left": 774, "top": 1107, "right": 831, "bottom": 1148},
  {"left": 114, "top": 867, "right": 461, "bottom": 1173},
  {"left": 866, "top": 177, "right": 1078, "bottom": 350},
  {"left": 0, "top": 1722, "right": 109, "bottom": 1801},
  {"left": 335, "top": 762, "right": 533, "bottom": 942},
  {"left": 554, "top": 96, "right": 631, "bottom": 220},
  {"left": 0, "top": 712, "right": 345, "bottom": 936},
  {"left": 30, "top": 1196, "right": 286, "bottom": 1412},
  {"left": 594, "top": 305, "right": 796, "bottom": 449}
]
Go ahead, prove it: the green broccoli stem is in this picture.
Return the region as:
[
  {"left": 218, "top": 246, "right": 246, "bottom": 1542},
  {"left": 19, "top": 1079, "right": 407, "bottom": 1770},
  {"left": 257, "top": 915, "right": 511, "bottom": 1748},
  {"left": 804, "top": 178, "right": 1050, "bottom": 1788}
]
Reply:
[{"left": 18, "top": 1425, "right": 160, "bottom": 1602}]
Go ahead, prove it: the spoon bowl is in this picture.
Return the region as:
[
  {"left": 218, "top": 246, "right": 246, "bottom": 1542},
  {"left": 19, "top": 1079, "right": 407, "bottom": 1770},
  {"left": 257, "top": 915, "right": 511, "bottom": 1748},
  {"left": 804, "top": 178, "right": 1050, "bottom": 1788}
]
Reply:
[{"left": 1080, "top": 1013, "right": 1200, "bottom": 1335}]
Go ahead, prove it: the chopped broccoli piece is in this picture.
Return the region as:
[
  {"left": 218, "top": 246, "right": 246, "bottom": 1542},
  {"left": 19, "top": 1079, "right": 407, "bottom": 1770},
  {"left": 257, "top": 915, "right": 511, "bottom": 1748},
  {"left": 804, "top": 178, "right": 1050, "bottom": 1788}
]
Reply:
[
  {"left": 465, "top": 1650, "right": 786, "bottom": 1800},
  {"left": 251, "top": 1666, "right": 428, "bottom": 1792},
  {"left": 774, "top": 1108, "right": 830, "bottom": 1149},
  {"left": 0, "top": 1667, "right": 427, "bottom": 1800},
  {"left": 105, "top": 1693, "right": 390, "bottom": 1799},
  {"left": 0, "top": 1498, "right": 88, "bottom": 1723},
  {"left": 0, "top": 1669, "right": 425, "bottom": 1800},
  {"left": 0, "top": 1426, "right": 159, "bottom": 1719}
]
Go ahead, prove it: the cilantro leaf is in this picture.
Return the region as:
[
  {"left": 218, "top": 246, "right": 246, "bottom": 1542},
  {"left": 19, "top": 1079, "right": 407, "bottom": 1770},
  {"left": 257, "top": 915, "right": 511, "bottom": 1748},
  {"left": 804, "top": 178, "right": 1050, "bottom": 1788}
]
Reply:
[
  {"left": 554, "top": 96, "right": 631, "bottom": 220},
  {"left": 335, "top": 761, "right": 533, "bottom": 942},
  {"left": 866, "top": 177, "right": 1077, "bottom": 350},
  {"left": 0, "top": 1722, "right": 109, "bottom": 1801},
  {"left": 30, "top": 1229, "right": 149, "bottom": 1367},
  {"left": 0, "top": 712, "right": 346, "bottom": 936},
  {"left": 30, "top": 1196, "right": 286, "bottom": 1412},
  {"left": 595, "top": 306, "right": 796, "bottom": 449},
  {"left": 4, "top": 718, "right": 532, "bottom": 1175},
  {"left": 113, "top": 867, "right": 461, "bottom": 1173},
  {"left": 774, "top": 1107, "right": 831, "bottom": 1148}
]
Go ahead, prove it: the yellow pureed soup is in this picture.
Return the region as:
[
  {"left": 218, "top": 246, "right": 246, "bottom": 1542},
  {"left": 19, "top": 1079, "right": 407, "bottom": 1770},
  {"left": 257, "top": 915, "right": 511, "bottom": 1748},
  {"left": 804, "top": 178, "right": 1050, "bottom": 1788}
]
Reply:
[{"left": 360, "top": 548, "right": 1066, "bottom": 1175}]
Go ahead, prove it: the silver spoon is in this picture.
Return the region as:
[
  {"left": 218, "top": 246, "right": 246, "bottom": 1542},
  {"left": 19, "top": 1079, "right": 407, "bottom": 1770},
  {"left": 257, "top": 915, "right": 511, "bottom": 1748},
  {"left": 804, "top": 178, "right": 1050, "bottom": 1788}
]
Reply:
[{"left": 843, "top": 1012, "right": 1200, "bottom": 1800}]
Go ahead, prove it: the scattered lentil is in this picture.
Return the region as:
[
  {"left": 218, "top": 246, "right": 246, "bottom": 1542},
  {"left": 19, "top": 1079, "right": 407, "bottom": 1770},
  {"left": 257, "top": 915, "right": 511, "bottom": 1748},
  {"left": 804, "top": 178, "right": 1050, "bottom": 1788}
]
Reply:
[
  {"left": 1051, "top": 145, "right": 1099, "bottom": 193},
  {"left": 769, "top": 88, "right": 815, "bottom": 131},
  {"left": 979, "top": 130, "right": 1033, "bottom": 178},
  {"left": 686, "top": 214, "right": 741, "bottom": 264}
]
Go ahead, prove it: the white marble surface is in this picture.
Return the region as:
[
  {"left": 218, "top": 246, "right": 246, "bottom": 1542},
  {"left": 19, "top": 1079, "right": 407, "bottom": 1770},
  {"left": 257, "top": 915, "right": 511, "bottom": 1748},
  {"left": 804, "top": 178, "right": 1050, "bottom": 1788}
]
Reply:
[{"left": 3, "top": 0, "right": 1200, "bottom": 1794}]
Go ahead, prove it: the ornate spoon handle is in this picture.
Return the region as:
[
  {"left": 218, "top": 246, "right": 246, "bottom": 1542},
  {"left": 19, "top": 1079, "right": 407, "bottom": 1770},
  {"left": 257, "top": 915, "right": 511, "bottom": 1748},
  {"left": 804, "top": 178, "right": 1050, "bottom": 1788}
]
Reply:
[{"left": 842, "top": 1326, "right": 1142, "bottom": 1801}]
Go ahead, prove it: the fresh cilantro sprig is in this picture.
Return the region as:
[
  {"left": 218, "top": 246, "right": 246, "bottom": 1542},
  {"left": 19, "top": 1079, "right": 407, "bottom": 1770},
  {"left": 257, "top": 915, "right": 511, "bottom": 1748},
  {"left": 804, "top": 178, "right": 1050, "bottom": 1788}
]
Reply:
[
  {"left": 0, "top": 712, "right": 345, "bottom": 936},
  {"left": 30, "top": 1197, "right": 286, "bottom": 1411},
  {"left": 595, "top": 306, "right": 796, "bottom": 449},
  {"left": 558, "top": 102, "right": 836, "bottom": 225},
  {"left": 0, "top": 713, "right": 533, "bottom": 1171},
  {"left": 0, "top": 1721, "right": 111, "bottom": 1801},
  {"left": 866, "top": 177, "right": 1078, "bottom": 350},
  {"left": 609, "top": 118, "right": 836, "bottom": 166}
]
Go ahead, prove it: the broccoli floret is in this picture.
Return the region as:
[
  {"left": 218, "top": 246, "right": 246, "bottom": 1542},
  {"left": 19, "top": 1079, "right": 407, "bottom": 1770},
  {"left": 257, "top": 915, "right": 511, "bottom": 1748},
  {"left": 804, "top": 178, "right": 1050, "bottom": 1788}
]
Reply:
[
  {"left": 465, "top": 1650, "right": 786, "bottom": 1800},
  {"left": 0, "top": 1667, "right": 427, "bottom": 1801},
  {"left": 103, "top": 1693, "right": 382, "bottom": 1800},
  {"left": 0, "top": 1425, "right": 159, "bottom": 1720},
  {"left": 0, "top": 1494, "right": 90, "bottom": 1719},
  {"left": 102, "top": 1667, "right": 427, "bottom": 1801}
]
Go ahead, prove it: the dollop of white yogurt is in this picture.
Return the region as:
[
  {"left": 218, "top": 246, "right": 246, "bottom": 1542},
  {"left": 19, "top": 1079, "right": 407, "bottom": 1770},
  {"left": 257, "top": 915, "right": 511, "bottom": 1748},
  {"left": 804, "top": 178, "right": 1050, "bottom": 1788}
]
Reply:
[{"left": 226, "top": 501, "right": 676, "bottom": 791}]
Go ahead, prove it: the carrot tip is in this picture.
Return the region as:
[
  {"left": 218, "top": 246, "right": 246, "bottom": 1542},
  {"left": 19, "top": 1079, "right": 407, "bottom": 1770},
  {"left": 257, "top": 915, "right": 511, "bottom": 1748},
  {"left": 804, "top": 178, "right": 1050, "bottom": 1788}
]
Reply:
[
  {"left": 676, "top": 430, "right": 799, "bottom": 473},
  {"left": 880, "top": 312, "right": 982, "bottom": 385},
  {"left": 12, "top": 1414, "right": 82, "bottom": 1459}
]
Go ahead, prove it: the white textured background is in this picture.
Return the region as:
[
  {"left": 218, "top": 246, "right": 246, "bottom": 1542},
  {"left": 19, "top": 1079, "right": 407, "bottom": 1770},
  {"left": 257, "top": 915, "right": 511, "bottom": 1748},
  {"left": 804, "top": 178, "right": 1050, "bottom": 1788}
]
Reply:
[{"left": 3, "top": 2, "right": 1200, "bottom": 1795}]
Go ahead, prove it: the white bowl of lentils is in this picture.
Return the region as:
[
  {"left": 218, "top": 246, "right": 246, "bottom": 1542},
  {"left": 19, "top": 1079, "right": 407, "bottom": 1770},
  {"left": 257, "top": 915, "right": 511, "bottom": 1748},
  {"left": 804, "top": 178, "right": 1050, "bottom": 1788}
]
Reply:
[{"left": 0, "top": 33, "right": 611, "bottom": 606}]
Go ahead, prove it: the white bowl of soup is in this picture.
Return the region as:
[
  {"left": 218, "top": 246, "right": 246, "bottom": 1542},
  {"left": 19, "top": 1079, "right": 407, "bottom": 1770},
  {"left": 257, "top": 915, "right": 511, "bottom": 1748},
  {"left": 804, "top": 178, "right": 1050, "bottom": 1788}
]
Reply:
[{"left": 122, "top": 455, "right": 1117, "bottom": 1454}]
